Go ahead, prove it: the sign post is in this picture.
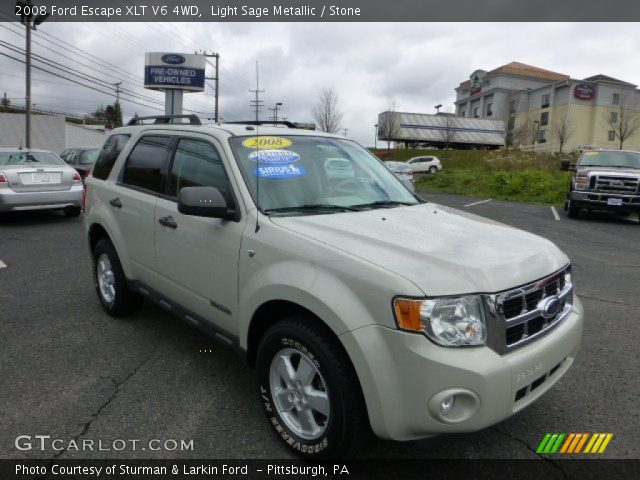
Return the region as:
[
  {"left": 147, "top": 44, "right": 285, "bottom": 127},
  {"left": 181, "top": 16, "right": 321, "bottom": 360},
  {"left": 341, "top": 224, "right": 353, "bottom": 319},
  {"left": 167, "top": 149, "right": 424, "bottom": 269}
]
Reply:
[{"left": 144, "top": 52, "right": 206, "bottom": 120}]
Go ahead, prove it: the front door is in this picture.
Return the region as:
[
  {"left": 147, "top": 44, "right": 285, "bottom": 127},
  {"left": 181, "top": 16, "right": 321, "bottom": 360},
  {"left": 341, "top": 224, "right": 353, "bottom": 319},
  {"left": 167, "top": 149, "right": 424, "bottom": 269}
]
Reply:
[{"left": 154, "top": 136, "right": 246, "bottom": 335}]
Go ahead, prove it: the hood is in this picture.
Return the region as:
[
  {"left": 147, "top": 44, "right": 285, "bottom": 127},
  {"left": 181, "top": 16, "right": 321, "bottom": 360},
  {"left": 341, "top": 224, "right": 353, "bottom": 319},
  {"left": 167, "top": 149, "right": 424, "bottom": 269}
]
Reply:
[
  {"left": 579, "top": 166, "right": 640, "bottom": 175},
  {"left": 271, "top": 203, "right": 568, "bottom": 296}
]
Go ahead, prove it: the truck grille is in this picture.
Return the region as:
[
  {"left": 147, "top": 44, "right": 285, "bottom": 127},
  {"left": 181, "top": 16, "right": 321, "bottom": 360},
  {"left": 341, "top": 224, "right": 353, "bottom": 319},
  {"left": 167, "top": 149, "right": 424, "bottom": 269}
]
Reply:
[
  {"left": 484, "top": 266, "right": 573, "bottom": 354},
  {"left": 593, "top": 174, "right": 639, "bottom": 193}
]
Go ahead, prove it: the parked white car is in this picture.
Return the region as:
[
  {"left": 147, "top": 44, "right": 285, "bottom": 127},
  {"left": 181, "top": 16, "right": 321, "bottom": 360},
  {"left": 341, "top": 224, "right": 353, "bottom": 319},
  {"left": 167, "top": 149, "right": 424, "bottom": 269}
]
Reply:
[{"left": 407, "top": 155, "right": 442, "bottom": 173}]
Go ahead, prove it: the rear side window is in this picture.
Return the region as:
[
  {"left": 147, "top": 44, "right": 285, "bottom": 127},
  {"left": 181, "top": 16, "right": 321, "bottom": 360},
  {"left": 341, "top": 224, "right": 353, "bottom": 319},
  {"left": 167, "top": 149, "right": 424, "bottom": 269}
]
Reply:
[
  {"left": 121, "top": 136, "right": 172, "bottom": 194},
  {"left": 167, "top": 139, "right": 230, "bottom": 200},
  {"left": 93, "top": 134, "right": 131, "bottom": 180}
]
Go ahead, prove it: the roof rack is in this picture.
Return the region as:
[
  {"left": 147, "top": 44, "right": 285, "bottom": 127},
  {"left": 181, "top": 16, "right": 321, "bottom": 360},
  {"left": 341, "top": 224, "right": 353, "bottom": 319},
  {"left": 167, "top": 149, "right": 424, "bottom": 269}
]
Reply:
[
  {"left": 126, "top": 115, "right": 202, "bottom": 126},
  {"left": 223, "top": 120, "right": 299, "bottom": 129}
]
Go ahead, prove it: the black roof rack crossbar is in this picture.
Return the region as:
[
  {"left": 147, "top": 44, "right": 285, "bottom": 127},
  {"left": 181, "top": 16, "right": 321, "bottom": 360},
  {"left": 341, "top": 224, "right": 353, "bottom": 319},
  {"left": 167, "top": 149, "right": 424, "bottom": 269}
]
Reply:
[
  {"left": 127, "top": 115, "right": 202, "bottom": 126},
  {"left": 223, "top": 120, "right": 298, "bottom": 128}
]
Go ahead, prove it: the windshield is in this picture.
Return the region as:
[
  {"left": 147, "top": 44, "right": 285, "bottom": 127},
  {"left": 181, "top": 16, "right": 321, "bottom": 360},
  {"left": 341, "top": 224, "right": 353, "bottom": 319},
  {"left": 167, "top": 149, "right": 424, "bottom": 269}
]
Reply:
[
  {"left": 579, "top": 150, "right": 640, "bottom": 169},
  {"left": 0, "top": 151, "right": 65, "bottom": 166},
  {"left": 228, "top": 135, "right": 418, "bottom": 214},
  {"left": 79, "top": 149, "right": 100, "bottom": 165}
]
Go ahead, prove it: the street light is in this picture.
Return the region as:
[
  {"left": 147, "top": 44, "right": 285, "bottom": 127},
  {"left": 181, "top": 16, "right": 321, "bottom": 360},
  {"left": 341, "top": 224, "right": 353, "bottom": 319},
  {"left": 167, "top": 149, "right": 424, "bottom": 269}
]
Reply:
[
  {"left": 434, "top": 104, "right": 442, "bottom": 114},
  {"left": 274, "top": 102, "right": 283, "bottom": 123},
  {"left": 374, "top": 124, "right": 378, "bottom": 149},
  {"left": 17, "top": 0, "right": 50, "bottom": 148}
]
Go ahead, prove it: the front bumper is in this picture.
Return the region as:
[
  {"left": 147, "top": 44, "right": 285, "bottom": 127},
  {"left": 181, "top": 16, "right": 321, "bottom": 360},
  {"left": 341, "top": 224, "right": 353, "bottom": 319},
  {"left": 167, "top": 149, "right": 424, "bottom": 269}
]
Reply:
[
  {"left": 570, "top": 190, "right": 640, "bottom": 212},
  {"left": 340, "top": 297, "right": 584, "bottom": 441},
  {"left": 0, "top": 186, "right": 82, "bottom": 212}
]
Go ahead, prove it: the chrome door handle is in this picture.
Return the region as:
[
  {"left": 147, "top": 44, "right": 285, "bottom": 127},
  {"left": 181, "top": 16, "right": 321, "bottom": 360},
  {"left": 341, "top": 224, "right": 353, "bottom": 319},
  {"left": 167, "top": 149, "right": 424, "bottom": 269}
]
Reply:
[
  {"left": 158, "top": 216, "right": 177, "bottom": 229},
  {"left": 109, "top": 197, "right": 122, "bottom": 208}
]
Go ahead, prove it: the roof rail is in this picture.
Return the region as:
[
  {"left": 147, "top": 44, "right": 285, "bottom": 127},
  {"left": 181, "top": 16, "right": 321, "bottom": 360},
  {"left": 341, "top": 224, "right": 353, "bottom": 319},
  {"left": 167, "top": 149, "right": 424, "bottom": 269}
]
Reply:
[
  {"left": 126, "top": 115, "right": 202, "bottom": 126},
  {"left": 223, "top": 120, "right": 299, "bottom": 128}
]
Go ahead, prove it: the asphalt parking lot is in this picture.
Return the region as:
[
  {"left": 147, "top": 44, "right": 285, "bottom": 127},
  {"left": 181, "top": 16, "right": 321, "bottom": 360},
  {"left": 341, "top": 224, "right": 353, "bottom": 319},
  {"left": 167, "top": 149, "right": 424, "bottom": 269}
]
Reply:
[{"left": 0, "top": 190, "right": 638, "bottom": 462}]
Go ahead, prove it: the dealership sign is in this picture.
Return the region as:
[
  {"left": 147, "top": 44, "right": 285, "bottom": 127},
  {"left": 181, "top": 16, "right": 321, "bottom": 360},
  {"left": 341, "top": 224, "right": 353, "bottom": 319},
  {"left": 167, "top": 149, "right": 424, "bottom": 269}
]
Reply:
[
  {"left": 144, "top": 52, "right": 206, "bottom": 92},
  {"left": 574, "top": 84, "right": 596, "bottom": 100}
]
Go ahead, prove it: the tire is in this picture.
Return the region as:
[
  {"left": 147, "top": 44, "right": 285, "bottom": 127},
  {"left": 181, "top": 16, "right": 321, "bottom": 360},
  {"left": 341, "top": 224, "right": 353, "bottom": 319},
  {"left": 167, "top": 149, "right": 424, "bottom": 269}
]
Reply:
[
  {"left": 428, "top": 166, "right": 438, "bottom": 174},
  {"left": 92, "top": 238, "right": 143, "bottom": 317},
  {"left": 567, "top": 198, "right": 579, "bottom": 219},
  {"left": 63, "top": 206, "right": 81, "bottom": 217},
  {"left": 256, "top": 317, "right": 370, "bottom": 459}
]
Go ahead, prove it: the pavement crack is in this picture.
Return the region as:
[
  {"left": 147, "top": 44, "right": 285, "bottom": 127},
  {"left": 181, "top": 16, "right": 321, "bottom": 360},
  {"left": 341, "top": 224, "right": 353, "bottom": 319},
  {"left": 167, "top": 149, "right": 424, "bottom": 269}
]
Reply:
[
  {"left": 491, "top": 425, "right": 569, "bottom": 479},
  {"left": 48, "top": 353, "right": 155, "bottom": 462}
]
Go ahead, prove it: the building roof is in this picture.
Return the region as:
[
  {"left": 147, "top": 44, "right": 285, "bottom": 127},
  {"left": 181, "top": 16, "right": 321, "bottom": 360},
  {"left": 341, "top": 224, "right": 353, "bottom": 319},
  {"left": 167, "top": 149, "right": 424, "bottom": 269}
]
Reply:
[
  {"left": 459, "top": 61, "right": 569, "bottom": 87},
  {"left": 583, "top": 74, "right": 637, "bottom": 87}
]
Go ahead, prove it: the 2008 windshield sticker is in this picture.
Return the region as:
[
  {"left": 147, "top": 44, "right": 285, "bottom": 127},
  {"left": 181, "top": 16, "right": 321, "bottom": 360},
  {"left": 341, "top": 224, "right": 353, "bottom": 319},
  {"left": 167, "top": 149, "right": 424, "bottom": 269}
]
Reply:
[
  {"left": 254, "top": 164, "right": 307, "bottom": 179},
  {"left": 249, "top": 149, "right": 301, "bottom": 163},
  {"left": 242, "top": 136, "right": 293, "bottom": 148}
]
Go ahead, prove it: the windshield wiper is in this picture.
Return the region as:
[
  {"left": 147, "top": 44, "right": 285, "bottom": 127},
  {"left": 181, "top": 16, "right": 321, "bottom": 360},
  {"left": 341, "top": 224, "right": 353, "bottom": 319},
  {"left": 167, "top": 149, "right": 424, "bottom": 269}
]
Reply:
[
  {"left": 351, "top": 200, "right": 416, "bottom": 210},
  {"left": 264, "top": 204, "right": 359, "bottom": 215}
]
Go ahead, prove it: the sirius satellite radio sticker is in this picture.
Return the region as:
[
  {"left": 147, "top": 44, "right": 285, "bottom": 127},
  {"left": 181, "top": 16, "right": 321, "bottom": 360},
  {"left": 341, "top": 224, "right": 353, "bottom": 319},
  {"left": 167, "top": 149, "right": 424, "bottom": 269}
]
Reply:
[
  {"left": 254, "top": 164, "right": 307, "bottom": 179},
  {"left": 242, "top": 136, "right": 293, "bottom": 148},
  {"left": 249, "top": 149, "right": 300, "bottom": 163}
]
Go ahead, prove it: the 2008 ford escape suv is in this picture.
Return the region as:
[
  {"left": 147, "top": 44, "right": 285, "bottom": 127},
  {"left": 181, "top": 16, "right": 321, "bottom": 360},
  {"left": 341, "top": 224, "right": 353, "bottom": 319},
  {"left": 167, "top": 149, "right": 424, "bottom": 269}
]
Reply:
[{"left": 84, "top": 116, "right": 584, "bottom": 458}]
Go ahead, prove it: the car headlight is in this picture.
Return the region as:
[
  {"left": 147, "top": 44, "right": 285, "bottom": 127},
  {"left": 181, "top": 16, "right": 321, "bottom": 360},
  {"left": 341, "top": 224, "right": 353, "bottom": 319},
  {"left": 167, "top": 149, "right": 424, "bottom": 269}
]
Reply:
[{"left": 393, "top": 296, "right": 487, "bottom": 347}]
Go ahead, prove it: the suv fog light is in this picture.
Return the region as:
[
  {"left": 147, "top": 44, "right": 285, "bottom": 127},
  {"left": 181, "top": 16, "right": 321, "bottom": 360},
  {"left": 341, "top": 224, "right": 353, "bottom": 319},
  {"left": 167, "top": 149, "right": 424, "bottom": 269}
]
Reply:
[{"left": 440, "top": 395, "right": 455, "bottom": 415}]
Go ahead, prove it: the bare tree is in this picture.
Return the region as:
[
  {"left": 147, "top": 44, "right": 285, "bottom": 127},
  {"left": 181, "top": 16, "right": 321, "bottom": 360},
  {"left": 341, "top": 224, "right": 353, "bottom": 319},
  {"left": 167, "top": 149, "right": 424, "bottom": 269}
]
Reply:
[
  {"left": 502, "top": 91, "right": 527, "bottom": 156},
  {"left": 312, "top": 87, "right": 343, "bottom": 133},
  {"left": 439, "top": 111, "right": 456, "bottom": 153},
  {"left": 605, "top": 92, "right": 640, "bottom": 149},
  {"left": 553, "top": 112, "right": 575, "bottom": 154},
  {"left": 377, "top": 98, "right": 400, "bottom": 150}
]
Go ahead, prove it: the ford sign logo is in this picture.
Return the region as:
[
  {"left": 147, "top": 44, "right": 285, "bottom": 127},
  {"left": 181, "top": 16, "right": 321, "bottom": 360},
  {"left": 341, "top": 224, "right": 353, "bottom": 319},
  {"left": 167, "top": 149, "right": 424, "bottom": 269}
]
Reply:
[
  {"left": 537, "top": 296, "right": 562, "bottom": 319},
  {"left": 162, "top": 54, "right": 186, "bottom": 65}
]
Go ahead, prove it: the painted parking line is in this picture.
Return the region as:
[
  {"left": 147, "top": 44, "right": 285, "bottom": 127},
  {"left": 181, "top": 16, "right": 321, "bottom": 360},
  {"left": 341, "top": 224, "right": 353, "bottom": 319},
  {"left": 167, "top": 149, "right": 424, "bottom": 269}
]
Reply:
[
  {"left": 551, "top": 206, "right": 561, "bottom": 221},
  {"left": 464, "top": 199, "right": 492, "bottom": 207},
  {"left": 0, "top": 259, "right": 6, "bottom": 269}
]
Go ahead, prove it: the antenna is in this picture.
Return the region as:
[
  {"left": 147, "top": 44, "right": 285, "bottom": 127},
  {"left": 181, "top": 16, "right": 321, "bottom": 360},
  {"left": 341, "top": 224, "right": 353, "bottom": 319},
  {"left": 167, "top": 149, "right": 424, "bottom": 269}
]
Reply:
[{"left": 251, "top": 61, "right": 264, "bottom": 233}]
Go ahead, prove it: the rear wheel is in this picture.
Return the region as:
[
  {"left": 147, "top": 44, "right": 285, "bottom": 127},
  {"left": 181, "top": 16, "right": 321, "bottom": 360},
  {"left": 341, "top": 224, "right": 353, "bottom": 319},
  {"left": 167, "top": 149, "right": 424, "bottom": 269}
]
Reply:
[
  {"left": 63, "top": 206, "right": 81, "bottom": 217},
  {"left": 93, "top": 239, "right": 143, "bottom": 317},
  {"left": 256, "top": 317, "right": 370, "bottom": 458}
]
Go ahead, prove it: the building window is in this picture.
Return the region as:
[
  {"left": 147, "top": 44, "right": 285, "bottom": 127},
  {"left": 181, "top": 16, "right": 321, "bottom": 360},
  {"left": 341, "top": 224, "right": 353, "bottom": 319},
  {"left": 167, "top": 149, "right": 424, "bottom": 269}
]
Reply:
[
  {"left": 608, "top": 130, "right": 616, "bottom": 141},
  {"left": 509, "top": 100, "right": 517, "bottom": 114},
  {"left": 486, "top": 103, "right": 493, "bottom": 116},
  {"left": 461, "top": 110, "right": 466, "bottom": 117},
  {"left": 540, "top": 111, "right": 549, "bottom": 126},
  {"left": 612, "top": 93, "right": 620, "bottom": 105},
  {"left": 473, "top": 107, "right": 479, "bottom": 118},
  {"left": 610, "top": 111, "right": 618, "bottom": 124},
  {"left": 538, "top": 129, "right": 547, "bottom": 143},
  {"left": 541, "top": 94, "right": 550, "bottom": 108}
]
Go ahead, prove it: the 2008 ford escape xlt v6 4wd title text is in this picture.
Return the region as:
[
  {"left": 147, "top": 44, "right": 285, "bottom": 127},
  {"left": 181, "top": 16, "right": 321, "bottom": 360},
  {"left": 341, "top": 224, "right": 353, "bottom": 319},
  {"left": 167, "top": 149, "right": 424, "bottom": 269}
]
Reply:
[{"left": 83, "top": 115, "right": 583, "bottom": 458}]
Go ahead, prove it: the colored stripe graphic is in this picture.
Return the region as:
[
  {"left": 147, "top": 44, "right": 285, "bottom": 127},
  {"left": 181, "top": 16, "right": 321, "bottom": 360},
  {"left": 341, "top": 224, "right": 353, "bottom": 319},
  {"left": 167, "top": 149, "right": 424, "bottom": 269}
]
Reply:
[{"left": 539, "top": 433, "right": 613, "bottom": 454}]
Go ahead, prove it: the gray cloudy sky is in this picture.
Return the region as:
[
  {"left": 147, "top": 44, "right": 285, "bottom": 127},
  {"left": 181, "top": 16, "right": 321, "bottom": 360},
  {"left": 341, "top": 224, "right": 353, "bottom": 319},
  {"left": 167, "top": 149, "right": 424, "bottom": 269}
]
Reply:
[{"left": 1, "top": 22, "right": 640, "bottom": 145}]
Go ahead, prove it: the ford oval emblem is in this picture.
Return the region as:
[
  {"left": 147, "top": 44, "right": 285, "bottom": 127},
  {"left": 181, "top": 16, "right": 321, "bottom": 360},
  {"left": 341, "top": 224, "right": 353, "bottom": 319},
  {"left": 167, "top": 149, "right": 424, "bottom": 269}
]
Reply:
[
  {"left": 538, "top": 296, "right": 561, "bottom": 319},
  {"left": 162, "top": 54, "right": 186, "bottom": 65}
]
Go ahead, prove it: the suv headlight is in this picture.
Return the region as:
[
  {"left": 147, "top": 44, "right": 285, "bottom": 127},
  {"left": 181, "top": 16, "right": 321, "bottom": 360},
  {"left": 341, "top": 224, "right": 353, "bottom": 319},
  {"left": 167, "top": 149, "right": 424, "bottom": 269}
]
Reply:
[{"left": 393, "top": 296, "right": 487, "bottom": 347}]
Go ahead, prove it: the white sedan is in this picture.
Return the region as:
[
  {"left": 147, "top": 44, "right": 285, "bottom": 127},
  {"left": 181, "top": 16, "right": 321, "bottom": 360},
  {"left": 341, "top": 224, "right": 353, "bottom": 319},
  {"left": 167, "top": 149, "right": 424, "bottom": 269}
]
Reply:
[{"left": 407, "top": 155, "right": 442, "bottom": 174}]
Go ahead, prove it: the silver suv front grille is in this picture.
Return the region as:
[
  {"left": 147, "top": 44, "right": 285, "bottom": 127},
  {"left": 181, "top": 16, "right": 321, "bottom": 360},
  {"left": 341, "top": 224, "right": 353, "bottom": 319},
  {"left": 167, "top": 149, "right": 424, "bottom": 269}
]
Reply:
[
  {"left": 593, "top": 174, "right": 639, "bottom": 193},
  {"left": 483, "top": 266, "right": 573, "bottom": 354}
]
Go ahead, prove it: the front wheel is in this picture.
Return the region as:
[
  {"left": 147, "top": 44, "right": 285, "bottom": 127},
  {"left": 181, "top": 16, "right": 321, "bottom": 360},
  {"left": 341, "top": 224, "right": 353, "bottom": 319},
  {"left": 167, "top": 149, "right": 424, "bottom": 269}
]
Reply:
[
  {"left": 567, "top": 198, "right": 579, "bottom": 219},
  {"left": 256, "top": 318, "right": 370, "bottom": 458},
  {"left": 428, "top": 166, "right": 438, "bottom": 174}
]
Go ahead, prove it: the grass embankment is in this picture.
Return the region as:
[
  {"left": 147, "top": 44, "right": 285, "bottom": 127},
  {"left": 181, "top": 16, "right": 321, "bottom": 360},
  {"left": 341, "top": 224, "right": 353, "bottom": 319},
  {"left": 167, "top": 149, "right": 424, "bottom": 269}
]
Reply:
[{"left": 373, "top": 149, "right": 575, "bottom": 205}]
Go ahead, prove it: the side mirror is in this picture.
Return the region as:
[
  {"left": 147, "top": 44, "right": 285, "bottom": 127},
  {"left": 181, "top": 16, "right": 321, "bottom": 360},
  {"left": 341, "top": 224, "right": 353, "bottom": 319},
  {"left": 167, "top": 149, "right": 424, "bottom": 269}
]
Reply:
[
  {"left": 178, "top": 186, "right": 236, "bottom": 220},
  {"left": 560, "top": 159, "right": 574, "bottom": 171}
]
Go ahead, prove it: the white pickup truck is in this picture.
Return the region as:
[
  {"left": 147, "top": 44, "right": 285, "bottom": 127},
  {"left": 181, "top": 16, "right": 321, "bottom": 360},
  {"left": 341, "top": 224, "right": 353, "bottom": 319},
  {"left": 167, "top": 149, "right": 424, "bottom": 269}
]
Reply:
[{"left": 84, "top": 116, "right": 583, "bottom": 458}]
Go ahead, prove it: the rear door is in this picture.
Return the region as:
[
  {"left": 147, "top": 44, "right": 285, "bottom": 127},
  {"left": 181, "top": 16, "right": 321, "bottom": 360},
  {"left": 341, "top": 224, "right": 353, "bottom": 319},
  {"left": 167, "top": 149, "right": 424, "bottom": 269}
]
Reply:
[
  {"left": 110, "top": 135, "right": 174, "bottom": 282},
  {"left": 153, "top": 135, "right": 245, "bottom": 334}
]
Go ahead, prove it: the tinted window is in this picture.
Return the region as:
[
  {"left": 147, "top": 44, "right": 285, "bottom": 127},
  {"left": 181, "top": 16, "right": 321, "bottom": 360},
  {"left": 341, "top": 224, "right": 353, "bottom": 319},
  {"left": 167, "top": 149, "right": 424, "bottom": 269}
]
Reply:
[
  {"left": 121, "top": 136, "right": 172, "bottom": 193},
  {"left": 93, "top": 134, "right": 131, "bottom": 180},
  {"left": 79, "top": 149, "right": 100, "bottom": 165},
  {"left": 168, "top": 139, "right": 230, "bottom": 200},
  {"left": 0, "top": 151, "right": 64, "bottom": 166}
]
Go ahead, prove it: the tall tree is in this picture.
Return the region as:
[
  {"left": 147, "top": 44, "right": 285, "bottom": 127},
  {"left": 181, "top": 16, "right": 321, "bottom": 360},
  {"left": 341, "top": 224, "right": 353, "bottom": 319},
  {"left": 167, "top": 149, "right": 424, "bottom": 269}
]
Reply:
[
  {"left": 92, "top": 102, "right": 123, "bottom": 129},
  {"left": 606, "top": 92, "right": 640, "bottom": 150},
  {"left": 311, "top": 87, "right": 343, "bottom": 133},
  {"left": 439, "top": 110, "right": 456, "bottom": 153},
  {"left": 378, "top": 98, "right": 399, "bottom": 150}
]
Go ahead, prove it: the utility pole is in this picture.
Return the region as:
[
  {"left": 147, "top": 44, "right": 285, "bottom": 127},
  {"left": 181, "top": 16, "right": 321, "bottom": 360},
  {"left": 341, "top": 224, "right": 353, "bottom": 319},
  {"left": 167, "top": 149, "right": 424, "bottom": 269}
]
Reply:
[
  {"left": 342, "top": 128, "right": 349, "bottom": 137},
  {"left": 202, "top": 51, "right": 220, "bottom": 123},
  {"left": 269, "top": 102, "right": 283, "bottom": 123},
  {"left": 113, "top": 82, "right": 122, "bottom": 127},
  {"left": 249, "top": 62, "right": 264, "bottom": 123},
  {"left": 16, "top": 1, "right": 49, "bottom": 148}
]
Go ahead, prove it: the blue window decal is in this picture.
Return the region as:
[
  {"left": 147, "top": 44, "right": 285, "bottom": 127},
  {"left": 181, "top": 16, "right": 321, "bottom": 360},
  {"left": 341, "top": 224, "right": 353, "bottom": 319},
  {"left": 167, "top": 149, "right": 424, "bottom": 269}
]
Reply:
[
  {"left": 253, "top": 163, "right": 307, "bottom": 179},
  {"left": 249, "top": 149, "right": 300, "bottom": 163}
]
